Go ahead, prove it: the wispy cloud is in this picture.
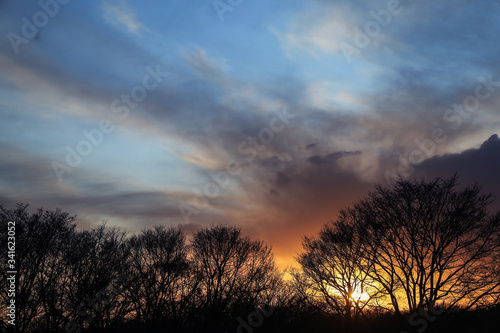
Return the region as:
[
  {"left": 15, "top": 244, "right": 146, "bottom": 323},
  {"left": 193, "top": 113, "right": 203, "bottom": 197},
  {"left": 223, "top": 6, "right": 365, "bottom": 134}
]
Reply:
[
  {"left": 272, "top": 4, "right": 356, "bottom": 58},
  {"left": 102, "top": 1, "right": 144, "bottom": 34}
]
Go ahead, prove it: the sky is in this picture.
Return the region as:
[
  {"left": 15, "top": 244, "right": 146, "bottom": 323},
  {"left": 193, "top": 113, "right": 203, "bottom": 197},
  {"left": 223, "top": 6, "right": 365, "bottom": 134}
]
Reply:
[{"left": 1, "top": 0, "right": 499, "bottom": 268}]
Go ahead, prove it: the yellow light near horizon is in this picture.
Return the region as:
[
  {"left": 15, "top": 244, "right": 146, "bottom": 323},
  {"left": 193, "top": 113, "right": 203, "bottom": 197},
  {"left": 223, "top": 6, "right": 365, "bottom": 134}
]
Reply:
[
  {"left": 325, "top": 284, "right": 372, "bottom": 303},
  {"left": 350, "top": 288, "right": 370, "bottom": 302}
]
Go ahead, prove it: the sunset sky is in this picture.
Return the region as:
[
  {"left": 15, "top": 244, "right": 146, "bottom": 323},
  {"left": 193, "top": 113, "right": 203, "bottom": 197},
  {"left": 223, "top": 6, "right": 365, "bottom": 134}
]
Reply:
[{"left": 1, "top": 0, "right": 500, "bottom": 267}]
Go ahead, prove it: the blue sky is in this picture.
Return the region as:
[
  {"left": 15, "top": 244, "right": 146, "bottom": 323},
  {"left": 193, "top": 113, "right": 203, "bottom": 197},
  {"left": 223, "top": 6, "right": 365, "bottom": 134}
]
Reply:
[{"left": 1, "top": 0, "right": 500, "bottom": 266}]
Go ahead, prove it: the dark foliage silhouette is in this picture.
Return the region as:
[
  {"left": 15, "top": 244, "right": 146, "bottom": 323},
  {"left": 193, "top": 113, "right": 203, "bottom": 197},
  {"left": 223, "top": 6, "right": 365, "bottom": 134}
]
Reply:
[
  {"left": 189, "top": 225, "right": 282, "bottom": 332},
  {"left": 1, "top": 176, "right": 500, "bottom": 333},
  {"left": 125, "top": 226, "right": 190, "bottom": 324},
  {"left": 358, "top": 176, "right": 500, "bottom": 314},
  {"left": 295, "top": 176, "right": 500, "bottom": 332},
  {"left": 296, "top": 216, "right": 380, "bottom": 329},
  {"left": 1, "top": 204, "right": 76, "bottom": 333}
]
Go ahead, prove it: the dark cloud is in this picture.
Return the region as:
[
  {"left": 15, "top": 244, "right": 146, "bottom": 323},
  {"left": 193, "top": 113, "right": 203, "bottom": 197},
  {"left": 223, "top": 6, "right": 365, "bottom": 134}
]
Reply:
[
  {"left": 413, "top": 134, "right": 500, "bottom": 211},
  {"left": 0, "top": 142, "right": 220, "bottom": 230},
  {"left": 307, "top": 150, "right": 361, "bottom": 166},
  {"left": 235, "top": 155, "right": 372, "bottom": 265},
  {"left": 274, "top": 171, "right": 291, "bottom": 188}
]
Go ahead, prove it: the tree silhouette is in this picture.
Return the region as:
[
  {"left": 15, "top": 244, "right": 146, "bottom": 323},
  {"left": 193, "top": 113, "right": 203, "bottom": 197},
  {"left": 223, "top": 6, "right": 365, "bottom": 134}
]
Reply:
[
  {"left": 190, "top": 225, "right": 281, "bottom": 331},
  {"left": 63, "top": 224, "right": 129, "bottom": 331},
  {"left": 1, "top": 176, "right": 500, "bottom": 333},
  {"left": 296, "top": 216, "right": 380, "bottom": 328},
  {"left": 0, "top": 204, "right": 76, "bottom": 333},
  {"left": 357, "top": 176, "right": 500, "bottom": 314},
  {"left": 125, "top": 226, "right": 190, "bottom": 324}
]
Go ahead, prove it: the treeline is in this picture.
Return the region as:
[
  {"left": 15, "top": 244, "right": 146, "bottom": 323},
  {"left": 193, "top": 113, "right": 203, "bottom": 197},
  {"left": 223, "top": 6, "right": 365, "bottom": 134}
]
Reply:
[{"left": 1, "top": 176, "right": 500, "bottom": 333}]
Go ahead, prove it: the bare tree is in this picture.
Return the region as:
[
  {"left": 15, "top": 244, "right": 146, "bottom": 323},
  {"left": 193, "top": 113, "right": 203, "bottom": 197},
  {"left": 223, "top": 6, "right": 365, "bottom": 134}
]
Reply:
[
  {"left": 125, "top": 226, "right": 190, "bottom": 323},
  {"left": 0, "top": 204, "right": 76, "bottom": 333},
  {"left": 63, "top": 224, "right": 130, "bottom": 332},
  {"left": 356, "top": 176, "right": 500, "bottom": 314},
  {"left": 190, "top": 225, "right": 281, "bottom": 330},
  {"left": 296, "top": 215, "right": 380, "bottom": 327}
]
